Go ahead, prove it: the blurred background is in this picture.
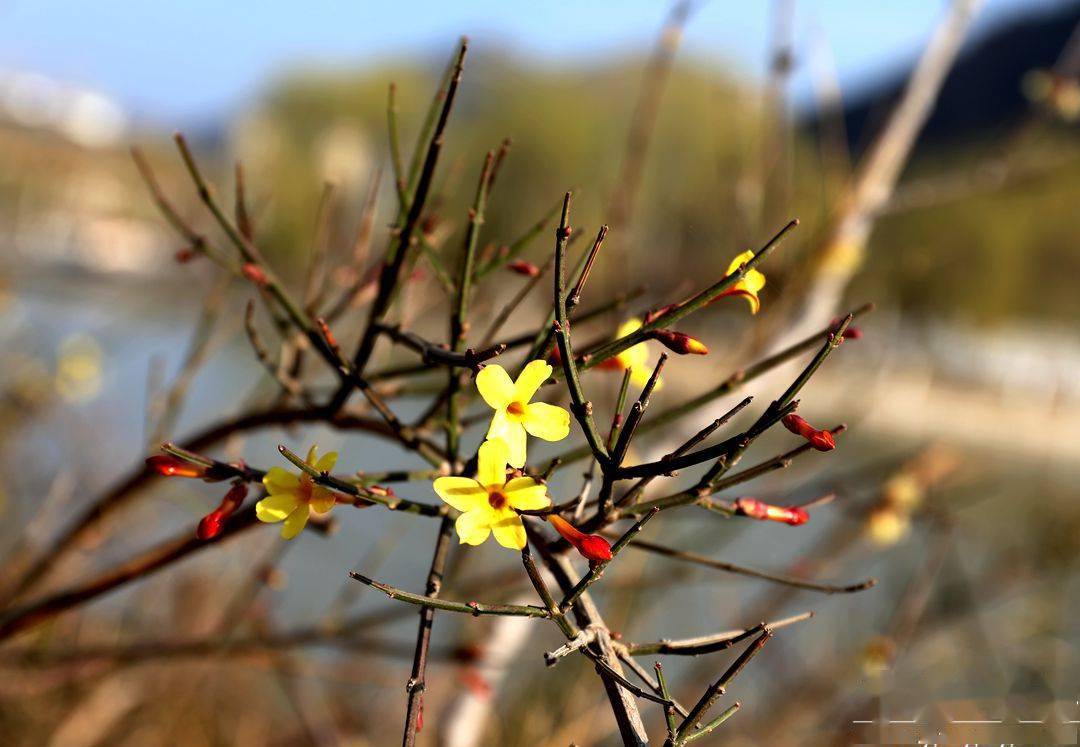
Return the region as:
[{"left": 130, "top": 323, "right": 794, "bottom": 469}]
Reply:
[{"left": 1, "top": 1, "right": 1078, "bottom": 745}]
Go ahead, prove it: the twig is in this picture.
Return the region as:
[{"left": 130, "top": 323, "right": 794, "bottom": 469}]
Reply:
[
  {"left": 376, "top": 324, "right": 506, "bottom": 371},
  {"left": 478, "top": 255, "right": 554, "bottom": 348},
  {"left": 447, "top": 150, "right": 496, "bottom": 462},
  {"left": 567, "top": 225, "right": 608, "bottom": 310},
  {"left": 553, "top": 193, "right": 610, "bottom": 465},
  {"left": 277, "top": 445, "right": 442, "bottom": 516},
  {"left": 579, "top": 219, "right": 799, "bottom": 372},
  {"left": 616, "top": 397, "right": 753, "bottom": 508},
  {"left": 347, "top": 572, "right": 549, "bottom": 618},
  {"left": 676, "top": 630, "right": 771, "bottom": 738},
  {"left": 343, "top": 38, "right": 468, "bottom": 392},
  {"left": 618, "top": 538, "right": 877, "bottom": 594},
  {"left": 623, "top": 611, "right": 813, "bottom": 656},
  {"left": 401, "top": 517, "right": 453, "bottom": 747}
]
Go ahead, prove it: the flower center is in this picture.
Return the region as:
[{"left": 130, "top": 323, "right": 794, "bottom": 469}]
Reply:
[
  {"left": 506, "top": 401, "right": 526, "bottom": 417},
  {"left": 487, "top": 489, "right": 508, "bottom": 510}
]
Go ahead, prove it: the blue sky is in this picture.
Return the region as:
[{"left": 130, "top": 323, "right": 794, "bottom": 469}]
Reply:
[{"left": 0, "top": 0, "right": 1068, "bottom": 123}]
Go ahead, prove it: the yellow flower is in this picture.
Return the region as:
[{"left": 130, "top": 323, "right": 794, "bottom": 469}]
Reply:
[
  {"left": 433, "top": 439, "right": 551, "bottom": 550},
  {"left": 601, "top": 319, "right": 663, "bottom": 391},
  {"left": 256, "top": 445, "right": 338, "bottom": 539},
  {"left": 476, "top": 360, "right": 570, "bottom": 469},
  {"left": 721, "top": 250, "right": 766, "bottom": 314},
  {"left": 865, "top": 506, "right": 910, "bottom": 547}
]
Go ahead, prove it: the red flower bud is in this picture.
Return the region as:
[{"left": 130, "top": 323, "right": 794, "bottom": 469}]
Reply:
[
  {"left": 146, "top": 455, "right": 207, "bottom": 479},
  {"left": 197, "top": 482, "right": 248, "bottom": 540},
  {"left": 735, "top": 497, "right": 809, "bottom": 526},
  {"left": 241, "top": 263, "right": 268, "bottom": 287},
  {"left": 196, "top": 512, "right": 224, "bottom": 540},
  {"left": 648, "top": 330, "right": 708, "bottom": 356},
  {"left": 548, "top": 515, "right": 613, "bottom": 563},
  {"left": 174, "top": 247, "right": 199, "bottom": 264},
  {"left": 506, "top": 260, "right": 542, "bottom": 278},
  {"left": 782, "top": 414, "right": 836, "bottom": 451}
]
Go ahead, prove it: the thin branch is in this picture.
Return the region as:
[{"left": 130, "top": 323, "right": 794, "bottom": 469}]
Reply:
[
  {"left": 579, "top": 219, "right": 799, "bottom": 372},
  {"left": 376, "top": 324, "right": 506, "bottom": 372},
  {"left": 401, "top": 517, "right": 453, "bottom": 747},
  {"left": 567, "top": 225, "right": 608, "bottom": 310},
  {"left": 553, "top": 192, "right": 610, "bottom": 465},
  {"left": 277, "top": 445, "right": 443, "bottom": 516},
  {"left": 344, "top": 38, "right": 468, "bottom": 387},
  {"left": 676, "top": 630, "right": 771, "bottom": 738},
  {"left": 619, "top": 538, "right": 877, "bottom": 594},
  {"left": 347, "top": 572, "right": 550, "bottom": 618},
  {"left": 622, "top": 611, "right": 813, "bottom": 656},
  {"left": 616, "top": 397, "right": 753, "bottom": 508}
]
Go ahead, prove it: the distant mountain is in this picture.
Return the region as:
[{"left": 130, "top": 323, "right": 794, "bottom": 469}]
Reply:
[{"left": 837, "top": 1, "right": 1080, "bottom": 155}]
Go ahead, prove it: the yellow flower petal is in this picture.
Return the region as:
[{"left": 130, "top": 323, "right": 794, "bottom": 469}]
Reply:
[
  {"left": 614, "top": 319, "right": 649, "bottom": 371},
  {"left": 616, "top": 318, "right": 643, "bottom": 338},
  {"left": 522, "top": 402, "right": 570, "bottom": 442},
  {"left": 486, "top": 412, "right": 527, "bottom": 470},
  {"left": 433, "top": 476, "right": 488, "bottom": 512},
  {"left": 314, "top": 450, "right": 338, "bottom": 473},
  {"left": 741, "top": 267, "right": 765, "bottom": 294},
  {"left": 491, "top": 511, "right": 527, "bottom": 550},
  {"left": 724, "top": 251, "right": 765, "bottom": 314},
  {"left": 304, "top": 444, "right": 320, "bottom": 466},
  {"left": 514, "top": 360, "right": 552, "bottom": 403},
  {"left": 256, "top": 494, "right": 299, "bottom": 523},
  {"left": 309, "top": 485, "right": 336, "bottom": 514},
  {"left": 726, "top": 250, "right": 756, "bottom": 276},
  {"left": 262, "top": 467, "right": 299, "bottom": 496},
  {"left": 477, "top": 438, "right": 509, "bottom": 487},
  {"left": 281, "top": 505, "right": 309, "bottom": 539},
  {"left": 630, "top": 366, "right": 662, "bottom": 391},
  {"left": 503, "top": 477, "right": 551, "bottom": 510},
  {"left": 737, "top": 289, "right": 761, "bottom": 314},
  {"left": 455, "top": 508, "right": 493, "bottom": 546},
  {"left": 476, "top": 364, "right": 515, "bottom": 410}
]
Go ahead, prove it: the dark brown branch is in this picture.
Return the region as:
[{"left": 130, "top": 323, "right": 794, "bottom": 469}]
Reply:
[
  {"left": 375, "top": 324, "right": 506, "bottom": 372},
  {"left": 343, "top": 38, "right": 468, "bottom": 394},
  {"left": 401, "top": 517, "right": 453, "bottom": 747},
  {"left": 622, "top": 611, "right": 813, "bottom": 656},
  {"left": 676, "top": 630, "right": 771, "bottom": 738},
  {"left": 619, "top": 538, "right": 877, "bottom": 594}
]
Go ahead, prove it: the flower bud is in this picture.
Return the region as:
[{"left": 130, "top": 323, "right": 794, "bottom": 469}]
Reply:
[
  {"left": 196, "top": 512, "right": 224, "bottom": 540},
  {"left": 781, "top": 414, "right": 836, "bottom": 451},
  {"left": 174, "top": 247, "right": 198, "bottom": 264},
  {"left": 197, "top": 482, "right": 248, "bottom": 540},
  {"left": 734, "top": 497, "right": 809, "bottom": 526},
  {"left": 146, "top": 455, "right": 207, "bottom": 479},
  {"left": 241, "top": 263, "right": 268, "bottom": 286},
  {"left": 506, "top": 260, "right": 542, "bottom": 278},
  {"left": 648, "top": 329, "right": 708, "bottom": 356},
  {"left": 548, "top": 515, "right": 613, "bottom": 563}
]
